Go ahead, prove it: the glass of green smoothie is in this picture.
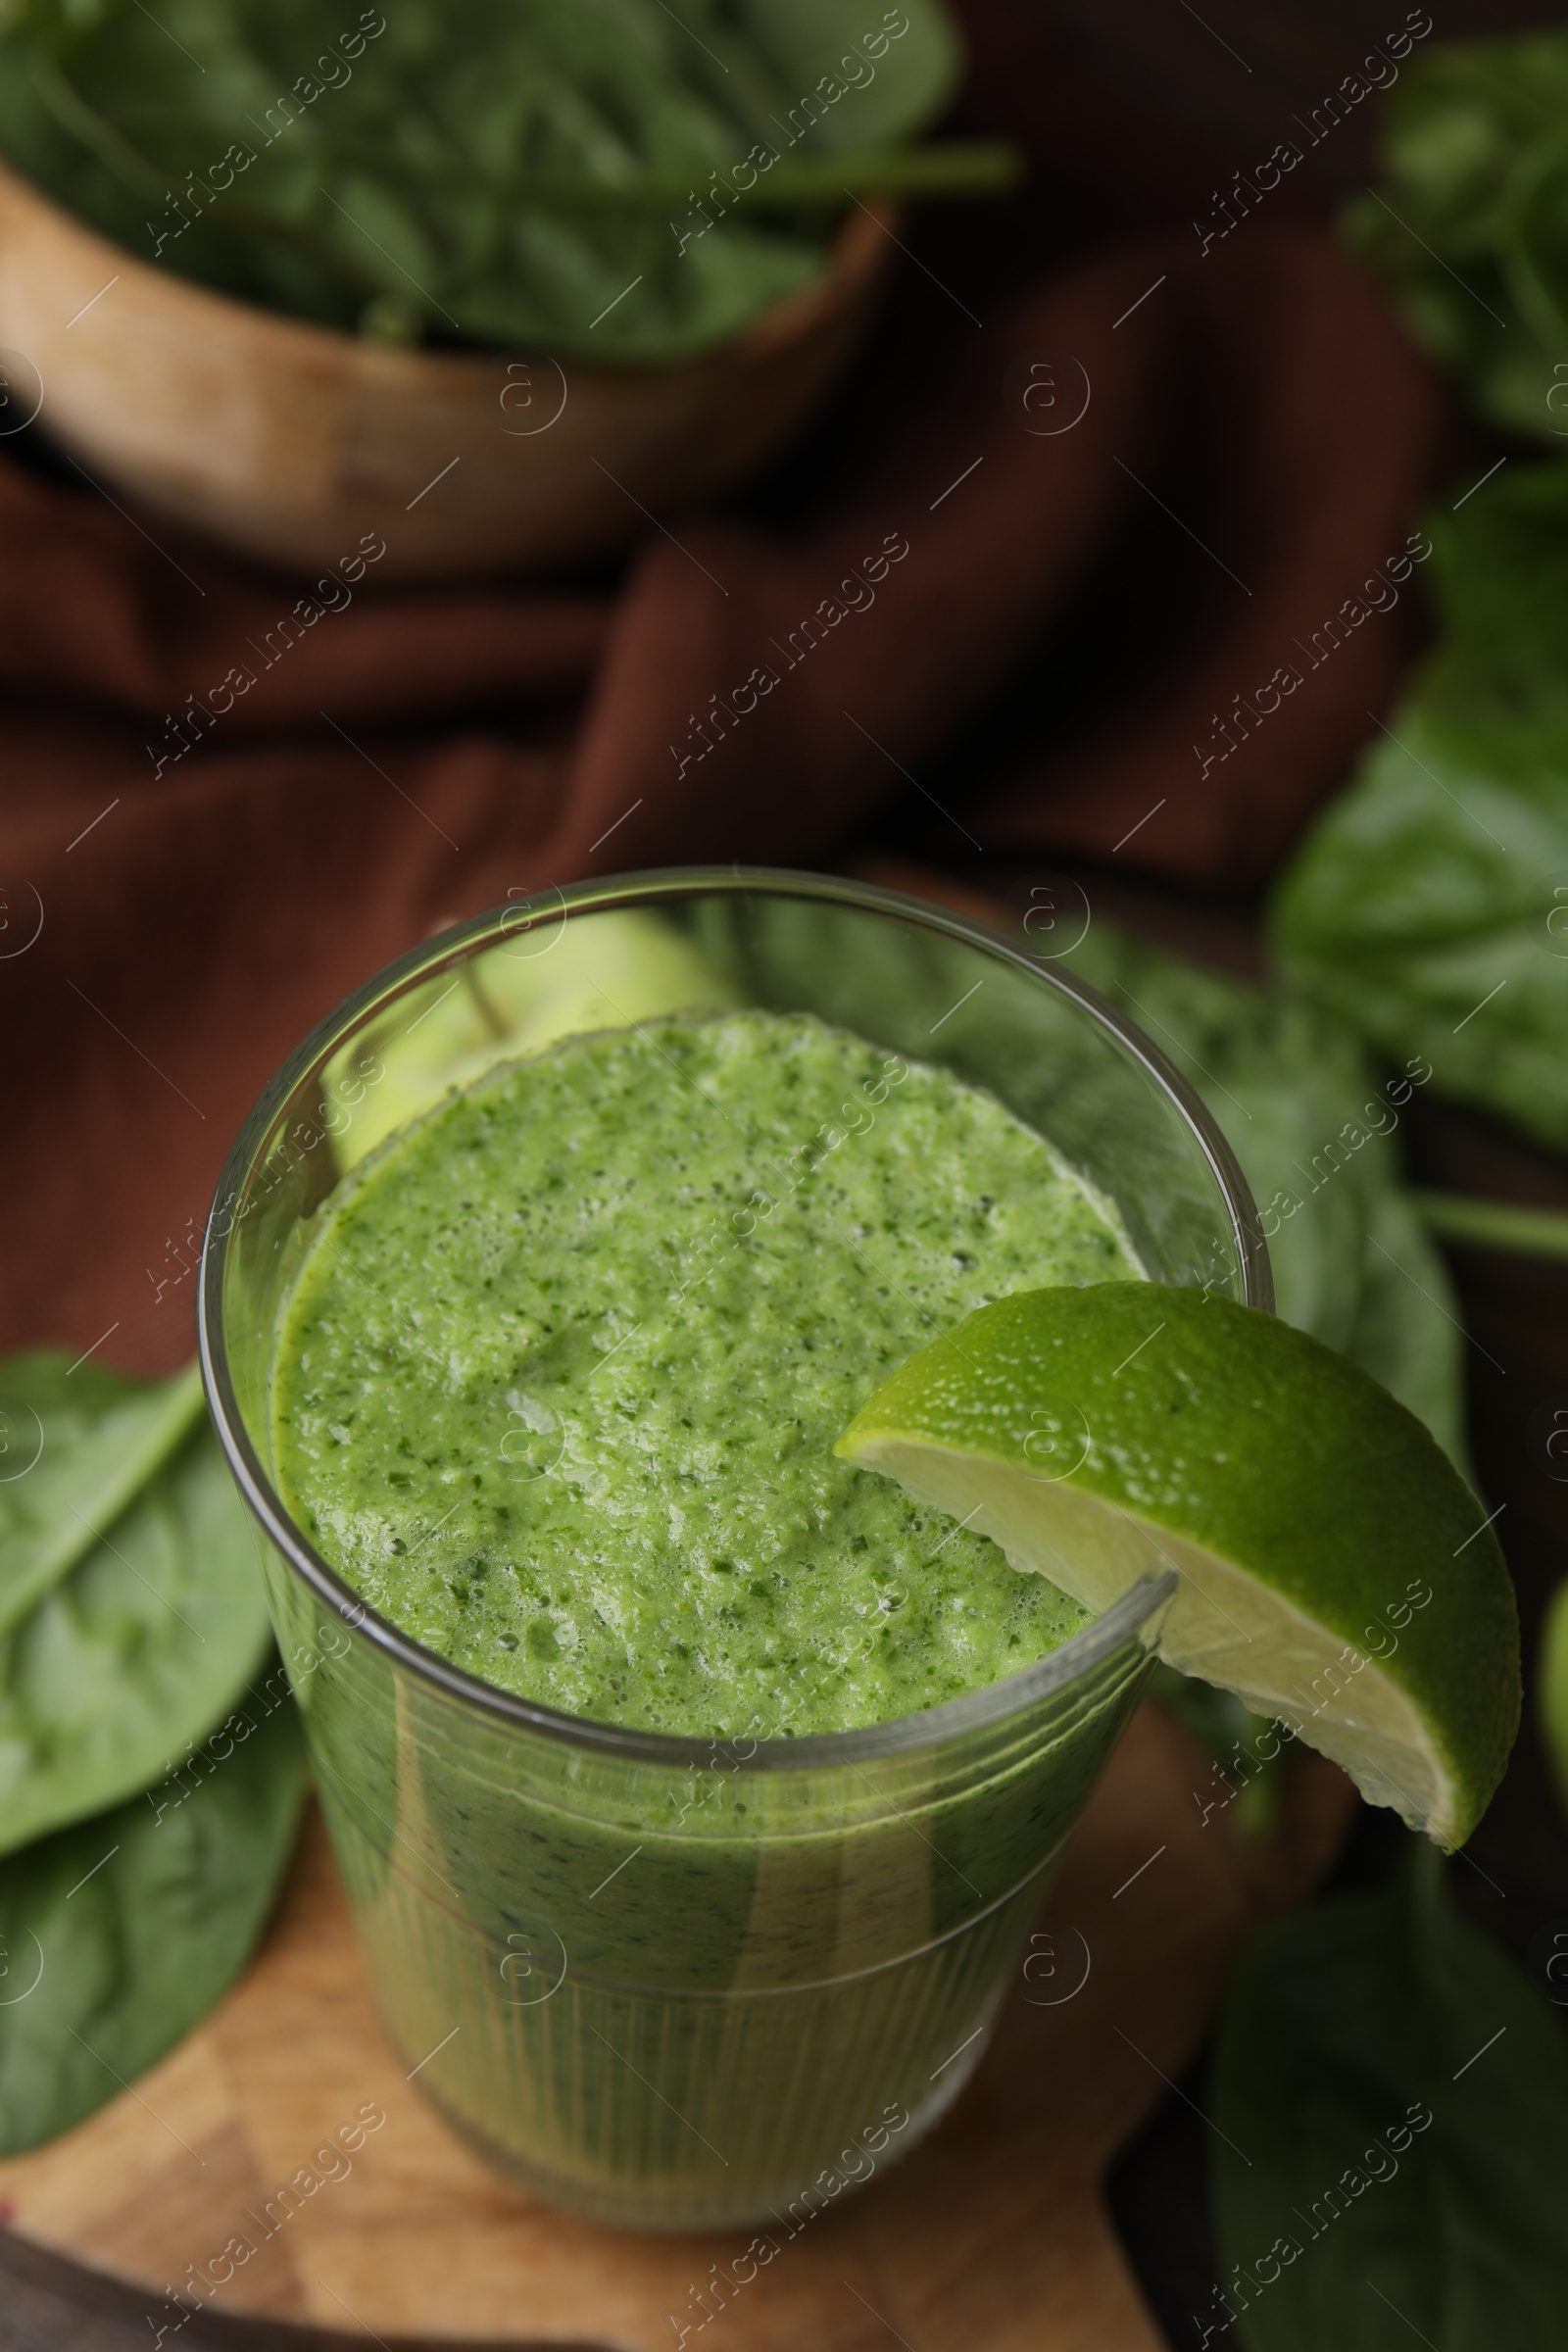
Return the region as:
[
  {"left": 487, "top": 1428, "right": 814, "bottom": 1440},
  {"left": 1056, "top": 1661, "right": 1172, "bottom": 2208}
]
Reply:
[{"left": 200, "top": 869, "right": 1268, "bottom": 2231}]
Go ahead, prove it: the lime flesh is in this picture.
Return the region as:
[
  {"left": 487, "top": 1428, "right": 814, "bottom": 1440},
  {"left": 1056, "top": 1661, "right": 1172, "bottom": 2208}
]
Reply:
[{"left": 837, "top": 1285, "right": 1519, "bottom": 1848}]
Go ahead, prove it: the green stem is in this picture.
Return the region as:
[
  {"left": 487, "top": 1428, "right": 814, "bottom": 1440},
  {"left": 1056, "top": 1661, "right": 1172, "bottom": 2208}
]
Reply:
[
  {"left": 30, "top": 58, "right": 168, "bottom": 201},
  {"left": 324, "top": 137, "right": 1026, "bottom": 211},
  {"left": 1408, "top": 1188, "right": 1568, "bottom": 1261},
  {"left": 580, "top": 139, "right": 1025, "bottom": 207},
  {"left": 703, "top": 138, "right": 1026, "bottom": 205}
]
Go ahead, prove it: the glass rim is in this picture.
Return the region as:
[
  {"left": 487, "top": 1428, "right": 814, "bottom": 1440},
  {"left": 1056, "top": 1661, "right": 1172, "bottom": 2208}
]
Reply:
[{"left": 199, "top": 862, "right": 1266, "bottom": 1774}]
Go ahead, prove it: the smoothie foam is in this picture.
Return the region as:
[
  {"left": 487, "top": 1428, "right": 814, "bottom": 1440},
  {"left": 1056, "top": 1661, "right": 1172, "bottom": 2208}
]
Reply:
[{"left": 271, "top": 1010, "right": 1142, "bottom": 1736}]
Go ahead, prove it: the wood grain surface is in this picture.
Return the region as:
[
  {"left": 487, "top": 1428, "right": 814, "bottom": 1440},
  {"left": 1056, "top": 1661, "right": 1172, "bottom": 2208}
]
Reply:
[{"left": 0, "top": 1702, "right": 1354, "bottom": 2352}]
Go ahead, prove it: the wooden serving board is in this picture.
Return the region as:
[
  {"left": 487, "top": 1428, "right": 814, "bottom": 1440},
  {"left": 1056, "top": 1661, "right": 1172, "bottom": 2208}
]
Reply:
[{"left": 0, "top": 1702, "right": 1353, "bottom": 2352}]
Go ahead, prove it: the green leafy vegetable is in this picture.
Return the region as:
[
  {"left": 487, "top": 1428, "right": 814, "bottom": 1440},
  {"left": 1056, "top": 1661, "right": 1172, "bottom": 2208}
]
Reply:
[
  {"left": 0, "top": 1691, "right": 306, "bottom": 2156},
  {"left": 0, "top": 0, "right": 992, "bottom": 362},
  {"left": 0, "top": 1355, "right": 204, "bottom": 1639},
  {"left": 1207, "top": 1842, "right": 1568, "bottom": 2347},
  {"left": 1271, "top": 711, "right": 1568, "bottom": 1148},
  {"left": 1396, "top": 459, "right": 1568, "bottom": 732},
  {"left": 1061, "top": 920, "right": 1470, "bottom": 1469},
  {"left": 0, "top": 1354, "right": 274, "bottom": 1859},
  {"left": 1343, "top": 30, "right": 1568, "bottom": 440},
  {"left": 1271, "top": 463, "right": 1568, "bottom": 1155}
]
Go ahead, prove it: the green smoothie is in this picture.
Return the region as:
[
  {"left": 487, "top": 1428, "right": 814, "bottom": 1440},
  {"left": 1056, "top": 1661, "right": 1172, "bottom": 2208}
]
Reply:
[
  {"left": 260, "top": 997, "right": 1162, "bottom": 2228},
  {"left": 272, "top": 1009, "right": 1140, "bottom": 1733}
]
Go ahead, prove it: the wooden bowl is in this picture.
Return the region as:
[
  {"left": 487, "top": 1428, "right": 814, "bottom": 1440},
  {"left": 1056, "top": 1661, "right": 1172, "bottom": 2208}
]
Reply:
[{"left": 0, "top": 158, "right": 894, "bottom": 582}]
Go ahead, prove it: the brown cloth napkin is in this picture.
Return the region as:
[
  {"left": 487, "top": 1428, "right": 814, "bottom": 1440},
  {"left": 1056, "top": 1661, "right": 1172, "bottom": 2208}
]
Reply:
[{"left": 0, "top": 5, "right": 1449, "bottom": 1377}]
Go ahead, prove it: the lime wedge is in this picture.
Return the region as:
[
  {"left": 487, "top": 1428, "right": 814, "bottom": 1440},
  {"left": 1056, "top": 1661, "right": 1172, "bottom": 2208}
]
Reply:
[{"left": 836, "top": 1284, "right": 1519, "bottom": 1848}]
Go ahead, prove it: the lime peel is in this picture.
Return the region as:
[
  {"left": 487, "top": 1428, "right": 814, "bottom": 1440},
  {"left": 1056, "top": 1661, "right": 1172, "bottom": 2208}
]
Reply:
[{"left": 837, "top": 1284, "right": 1520, "bottom": 1849}]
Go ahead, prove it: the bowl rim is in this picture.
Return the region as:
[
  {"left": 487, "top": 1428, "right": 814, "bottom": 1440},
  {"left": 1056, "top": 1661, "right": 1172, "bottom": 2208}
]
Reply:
[
  {"left": 199, "top": 863, "right": 1267, "bottom": 1775},
  {"left": 0, "top": 152, "right": 896, "bottom": 385}
]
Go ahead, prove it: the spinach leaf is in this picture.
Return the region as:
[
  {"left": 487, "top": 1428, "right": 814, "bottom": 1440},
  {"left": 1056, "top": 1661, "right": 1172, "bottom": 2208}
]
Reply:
[
  {"left": 1270, "top": 463, "right": 1568, "bottom": 1157},
  {"left": 1342, "top": 30, "right": 1568, "bottom": 440},
  {"left": 1207, "top": 1843, "right": 1568, "bottom": 2348},
  {"left": 0, "top": 0, "right": 975, "bottom": 362},
  {"left": 1419, "top": 460, "right": 1568, "bottom": 729},
  {"left": 0, "top": 1690, "right": 305, "bottom": 2157},
  {"left": 742, "top": 0, "right": 959, "bottom": 150},
  {"left": 1061, "top": 922, "right": 1470, "bottom": 1469},
  {"left": 1271, "top": 710, "right": 1568, "bottom": 1154},
  {"left": 0, "top": 1360, "right": 274, "bottom": 1859},
  {"left": 0, "top": 1355, "right": 204, "bottom": 1640}
]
